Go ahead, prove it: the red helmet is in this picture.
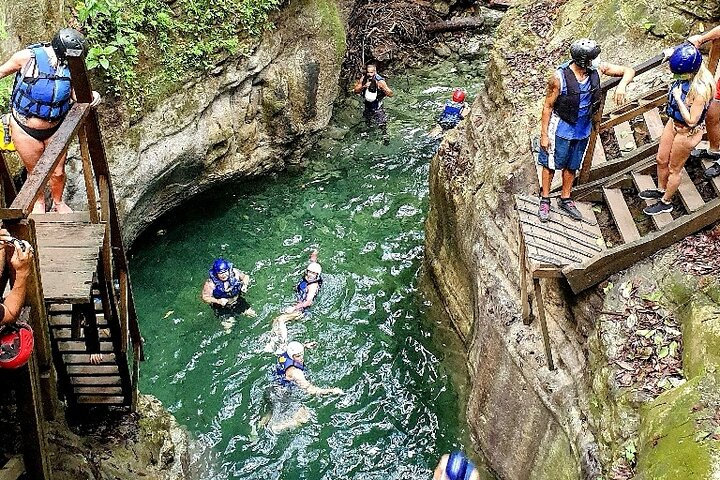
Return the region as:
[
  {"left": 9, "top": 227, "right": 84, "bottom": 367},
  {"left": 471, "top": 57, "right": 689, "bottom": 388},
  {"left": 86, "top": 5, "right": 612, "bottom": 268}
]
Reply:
[
  {"left": 0, "top": 322, "right": 34, "bottom": 369},
  {"left": 452, "top": 89, "right": 466, "bottom": 103}
]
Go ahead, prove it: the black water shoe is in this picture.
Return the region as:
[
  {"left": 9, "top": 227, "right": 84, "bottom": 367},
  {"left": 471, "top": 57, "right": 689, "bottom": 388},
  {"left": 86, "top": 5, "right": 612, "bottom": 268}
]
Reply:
[
  {"left": 638, "top": 189, "right": 664, "bottom": 200},
  {"left": 643, "top": 200, "right": 673, "bottom": 216},
  {"left": 705, "top": 161, "right": 720, "bottom": 179},
  {"left": 559, "top": 198, "right": 583, "bottom": 221}
]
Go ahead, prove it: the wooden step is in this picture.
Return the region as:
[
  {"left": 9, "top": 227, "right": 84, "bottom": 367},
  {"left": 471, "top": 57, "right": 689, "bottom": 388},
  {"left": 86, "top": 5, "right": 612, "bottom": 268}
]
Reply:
[
  {"left": 76, "top": 395, "right": 126, "bottom": 405},
  {"left": 70, "top": 376, "right": 122, "bottom": 386},
  {"left": 603, "top": 188, "right": 640, "bottom": 243},
  {"left": 57, "top": 341, "right": 114, "bottom": 353},
  {"left": 49, "top": 313, "right": 108, "bottom": 328},
  {"left": 591, "top": 137, "right": 606, "bottom": 166},
  {"left": 30, "top": 211, "right": 92, "bottom": 223},
  {"left": 702, "top": 159, "right": 720, "bottom": 196},
  {"left": 643, "top": 108, "right": 665, "bottom": 140},
  {"left": 614, "top": 122, "right": 637, "bottom": 153},
  {"left": 73, "top": 386, "right": 124, "bottom": 395},
  {"left": 63, "top": 353, "right": 116, "bottom": 364},
  {"left": 632, "top": 173, "right": 673, "bottom": 229},
  {"left": 677, "top": 168, "right": 704, "bottom": 212},
  {"left": 53, "top": 328, "right": 111, "bottom": 340},
  {"left": 67, "top": 365, "right": 120, "bottom": 376}
]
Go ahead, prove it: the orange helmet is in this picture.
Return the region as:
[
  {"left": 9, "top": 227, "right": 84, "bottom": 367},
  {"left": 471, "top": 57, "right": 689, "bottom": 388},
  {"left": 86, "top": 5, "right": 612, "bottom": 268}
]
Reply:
[{"left": 452, "top": 89, "right": 466, "bottom": 103}]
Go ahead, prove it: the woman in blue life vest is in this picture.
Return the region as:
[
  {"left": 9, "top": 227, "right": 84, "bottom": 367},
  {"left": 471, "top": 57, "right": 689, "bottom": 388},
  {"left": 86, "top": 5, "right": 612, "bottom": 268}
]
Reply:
[
  {"left": 639, "top": 43, "right": 716, "bottom": 216},
  {"left": 274, "top": 341, "right": 343, "bottom": 395},
  {"left": 285, "top": 250, "right": 323, "bottom": 314},
  {"left": 0, "top": 28, "right": 99, "bottom": 214},
  {"left": 433, "top": 451, "right": 480, "bottom": 480},
  {"left": 201, "top": 258, "right": 256, "bottom": 317}
]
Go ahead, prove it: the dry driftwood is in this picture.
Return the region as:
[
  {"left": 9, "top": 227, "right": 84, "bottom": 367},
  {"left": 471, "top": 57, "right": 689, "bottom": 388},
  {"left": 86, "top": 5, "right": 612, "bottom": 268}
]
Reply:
[{"left": 424, "top": 17, "right": 486, "bottom": 33}]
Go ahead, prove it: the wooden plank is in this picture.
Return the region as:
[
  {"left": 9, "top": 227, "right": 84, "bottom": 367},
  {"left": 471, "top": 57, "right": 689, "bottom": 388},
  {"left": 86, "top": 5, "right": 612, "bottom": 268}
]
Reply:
[
  {"left": 75, "top": 395, "right": 126, "bottom": 405},
  {"left": 57, "top": 341, "right": 114, "bottom": 353},
  {"left": 632, "top": 173, "right": 673, "bottom": 229},
  {"left": 63, "top": 353, "right": 116, "bottom": 364},
  {"left": 643, "top": 108, "right": 665, "bottom": 140},
  {"left": 9, "top": 103, "right": 90, "bottom": 217},
  {"left": 0, "top": 209, "right": 26, "bottom": 221},
  {"left": 600, "top": 54, "right": 665, "bottom": 92},
  {"left": 702, "top": 159, "right": 720, "bottom": 196},
  {"left": 73, "top": 386, "right": 124, "bottom": 395},
  {"left": 66, "top": 365, "right": 119, "bottom": 376},
  {"left": 564, "top": 197, "right": 720, "bottom": 293},
  {"left": 613, "top": 122, "right": 637, "bottom": 153},
  {"left": 34, "top": 222, "right": 105, "bottom": 249},
  {"left": 533, "top": 279, "right": 555, "bottom": 371},
  {"left": 591, "top": 137, "right": 606, "bottom": 165},
  {"left": 31, "top": 212, "right": 92, "bottom": 223},
  {"left": 0, "top": 152, "right": 18, "bottom": 207},
  {"left": 49, "top": 314, "right": 108, "bottom": 328},
  {"left": 677, "top": 169, "right": 705, "bottom": 213},
  {"left": 38, "top": 246, "right": 99, "bottom": 272},
  {"left": 582, "top": 141, "right": 660, "bottom": 188},
  {"left": 70, "top": 376, "right": 121, "bottom": 386},
  {"left": 520, "top": 235, "right": 530, "bottom": 325},
  {"left": 0, "top": 456, "right": 25, "bottom": 480},
  {"left": 603, "top": 188, "right": 641, "bottom": 242},
  {"left": 53, "top": 328, "right": 110, "bottom": 339},
  {"left": 600, "top": 89, "right": 667, "bottom": 130},
  {"left": 524, "top": 224, "right": 599, "bottom": 258},
  {"left": 40, "top": 271, "right": 94, "bottom": 303}
]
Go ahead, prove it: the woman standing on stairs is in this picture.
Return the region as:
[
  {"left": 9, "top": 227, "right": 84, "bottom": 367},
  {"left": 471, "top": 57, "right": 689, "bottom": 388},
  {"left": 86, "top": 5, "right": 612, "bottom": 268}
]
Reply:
[
  {"left": 640, "top": 43, "right": 716, "bottom": 216},
  {"left": 0, "top": 28, "right": 97, "bottom": 214}
]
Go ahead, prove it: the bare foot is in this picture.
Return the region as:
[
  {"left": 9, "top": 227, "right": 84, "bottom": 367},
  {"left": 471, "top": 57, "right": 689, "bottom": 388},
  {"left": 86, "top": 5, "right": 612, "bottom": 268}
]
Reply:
[
  {"left": 89, "top": 353, "right": 103, "bottom": 365},
  {"left": 52, "top": 201, "right": 73, "bottom": 214},
  {"left": 32, "top": 198, "right": 45, "bottom": 214},
  {"left": 303, "top": 341, "right": 318, "bottom": 349},
  {"left": 243, "top": 308, "right": 257, "bottom": 318}
]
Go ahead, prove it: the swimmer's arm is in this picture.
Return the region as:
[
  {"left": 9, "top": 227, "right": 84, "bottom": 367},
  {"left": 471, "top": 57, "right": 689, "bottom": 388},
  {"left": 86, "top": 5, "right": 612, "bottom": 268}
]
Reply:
[
  {"left": 378, "top": 80, "right": 393, "bottom": 97},
  {"left": 291, "top": 370, "right": 343, "bottom": 395},
  {"left": 353, "top": 76, "right": 366, "bottom": 94},
  {"left": 0, "top": 50, "right": 31, "bottom": 80},
  {"left": 599, "top": 62, "right": 635, "bottom": 105},
  {"left": 201, "top": 280, "right": 223, "bottom": 305},
  {"left": 235, "top": 268, "right": 250, "bottom": 292},
  {"left": 432, "top": 454, "right": 449, "bottom": 480},
  {"left": 292, "top": 283, "right": 319, "bottom": 311}
]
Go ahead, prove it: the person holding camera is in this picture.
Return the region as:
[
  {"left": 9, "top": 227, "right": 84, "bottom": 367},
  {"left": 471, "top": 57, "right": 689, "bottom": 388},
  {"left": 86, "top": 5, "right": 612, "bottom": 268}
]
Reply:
[
  {"left": 0, "top": 229, "right": 33, "bottom": 325},
  {"left": 353, "top": 62, "right": 394, "bottom": 131}
]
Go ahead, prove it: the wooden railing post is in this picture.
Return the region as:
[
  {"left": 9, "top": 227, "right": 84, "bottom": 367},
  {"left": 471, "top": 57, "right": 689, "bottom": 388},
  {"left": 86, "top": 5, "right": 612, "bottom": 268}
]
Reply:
[
  {"left": 78, "top": 128, "right": 99, "bottom": 223},
  {"left": 5, "top": 219, "right": 59, "bottom": 419},
  {"left": 0, "top": 151, "right": 17, "bottom": 208},
  {"left": 577, "top": 92, "right": 606, "bottom": 184}
]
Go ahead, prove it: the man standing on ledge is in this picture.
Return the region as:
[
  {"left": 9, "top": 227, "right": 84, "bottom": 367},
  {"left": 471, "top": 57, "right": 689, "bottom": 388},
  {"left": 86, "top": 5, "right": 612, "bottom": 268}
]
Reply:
[{"left": 538, "top": 39, "right": 635, "bottom": 222}]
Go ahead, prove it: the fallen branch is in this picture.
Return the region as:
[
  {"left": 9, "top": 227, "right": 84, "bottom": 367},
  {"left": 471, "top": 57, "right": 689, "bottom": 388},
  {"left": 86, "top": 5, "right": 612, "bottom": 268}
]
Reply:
[{"left": 425, "top": 17, "right": 486, "bottom": 33}]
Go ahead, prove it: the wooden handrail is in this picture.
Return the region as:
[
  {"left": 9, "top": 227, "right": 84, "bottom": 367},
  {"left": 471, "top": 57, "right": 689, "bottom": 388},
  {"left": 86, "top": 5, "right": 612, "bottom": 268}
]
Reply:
[{"left": 6, "top": 104, "right": 89, "bottom": 218}]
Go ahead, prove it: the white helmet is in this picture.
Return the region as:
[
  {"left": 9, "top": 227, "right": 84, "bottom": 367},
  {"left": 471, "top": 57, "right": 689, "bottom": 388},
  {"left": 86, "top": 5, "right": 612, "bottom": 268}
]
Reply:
[
  {"left": 307, "top": 262, "right": 322, "bottom": 275},
  {"left": 287, "top": 341, "right": 304, "bottom": 357}
]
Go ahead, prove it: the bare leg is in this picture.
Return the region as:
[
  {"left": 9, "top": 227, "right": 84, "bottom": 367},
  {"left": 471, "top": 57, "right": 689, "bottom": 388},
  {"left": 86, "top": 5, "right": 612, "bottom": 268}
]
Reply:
[
  {"left": 656, "top": 121, "right": 675, "bottom": 191},
  {"left": 560, "top": 169, "right": 575, "bottom": 198},
  {"left": 541, "top": 167, "right": 555, "bottom": 197},
  {"left": 707, "top": 101, "right": 720, "bottom": 151},
  {"left": 49, "top": 153, "right": 72, "bottom": 213},
  {"left": 10, "top": 117, "right": 46, "bottom": 213},
  {"left": 662, "top": 128, "right": 705, "bottom": 201}
]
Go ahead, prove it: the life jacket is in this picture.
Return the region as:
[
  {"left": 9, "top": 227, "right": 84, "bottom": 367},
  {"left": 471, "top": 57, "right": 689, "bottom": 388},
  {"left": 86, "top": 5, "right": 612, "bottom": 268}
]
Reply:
[
  {"left": 552, "top": 61, "right": 601, "bottom": 125},
  {"left": 666, "top": 79, "right": 708, "bottom": 127},
  {"left": 296, "top": 274, "right": 323, "bottom": 302},
  {"left": 208, "top": 266, "right": 244, "bottom": 299},
  {"left": 438, "top": 100, "right": 465, "bottom": 129},
  {"left": 0, "top": 322, "right": 34, "bottom": 369},
  {"left": 11, "top": 45, "right": 72, "bottom": 122},
  {"left": 275, "top": 351, "right": 306, "bottom": 387},
  {"left": 445, "top": 451, "right": 476, "bottom": 480},
  {"left": 362, "top": 74, "right": 386, "bottom": 111}
]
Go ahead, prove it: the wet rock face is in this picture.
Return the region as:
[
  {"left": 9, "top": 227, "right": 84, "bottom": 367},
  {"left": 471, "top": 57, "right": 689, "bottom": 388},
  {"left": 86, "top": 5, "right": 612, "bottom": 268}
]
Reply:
[
  {"left": 61, "top": 0, "right": 346, "bottom": 244},
  {"left": 48, "top": 395, "right": 190, "bottom": 480},
  {"left": 425, "top": 0, "right": 705, "bottom": 478}
]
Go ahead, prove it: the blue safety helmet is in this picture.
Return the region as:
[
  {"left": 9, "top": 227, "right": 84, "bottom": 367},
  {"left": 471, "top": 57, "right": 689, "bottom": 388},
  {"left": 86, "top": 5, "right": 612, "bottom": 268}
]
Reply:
[
  {"left": 669, "top": 42, "right": 702, "bottom": 75},
  {"left": 212, "top": 258, "right": 232, "bottom": 275},
  {"left": 446, "top": 451, "right": 472, "bottom": 480}
]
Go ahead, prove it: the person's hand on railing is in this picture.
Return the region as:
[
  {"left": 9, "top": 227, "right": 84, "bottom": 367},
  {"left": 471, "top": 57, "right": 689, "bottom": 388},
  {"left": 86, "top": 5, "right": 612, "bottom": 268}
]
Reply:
[
  {"left": 613, "top": 85, "right": 628, "bottom": 106},
  {"left": 90, "top": 91, "right": 102, "bottom": 108}
]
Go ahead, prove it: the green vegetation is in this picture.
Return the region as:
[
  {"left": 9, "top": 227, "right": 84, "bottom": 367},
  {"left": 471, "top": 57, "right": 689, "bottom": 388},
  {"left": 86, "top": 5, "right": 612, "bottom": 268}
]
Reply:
[{"left": 75, "top": 0, "right": 285, "bottom": 112}]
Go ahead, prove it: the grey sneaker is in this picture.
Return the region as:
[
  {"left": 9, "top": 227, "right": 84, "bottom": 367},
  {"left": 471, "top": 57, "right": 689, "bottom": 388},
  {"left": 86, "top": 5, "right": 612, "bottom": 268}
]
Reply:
[
  {"left": 559, "top": 198, "right": 583, "bottom": 221},
  {"left": 643, "top": 200, "right": 673, "bottom": 216},
  {"left": 638, "top": 189, "right": 665, "bottom": 200},
  {"left": 691, "top": 148, "right": 720, "bottom": 160},
  {"left": 538, "top": 198, "right": 550, "bottom": 222},
  {"left": 705, "top": 161, "right": 720, "bottom": 179}
]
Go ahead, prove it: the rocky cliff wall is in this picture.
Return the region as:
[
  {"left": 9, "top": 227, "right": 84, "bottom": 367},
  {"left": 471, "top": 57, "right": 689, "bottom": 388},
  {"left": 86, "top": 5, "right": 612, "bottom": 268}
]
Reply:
[{"left": 425, "top": 0, "right": 712, "bottom": 478}]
